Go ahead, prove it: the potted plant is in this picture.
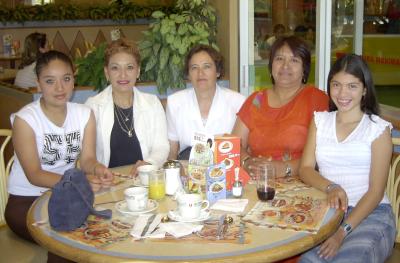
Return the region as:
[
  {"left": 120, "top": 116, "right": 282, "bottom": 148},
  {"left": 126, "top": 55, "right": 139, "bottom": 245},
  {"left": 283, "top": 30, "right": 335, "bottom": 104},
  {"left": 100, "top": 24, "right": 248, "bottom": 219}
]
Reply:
[
  {"left": 138, "top": 0, "right": 218, "bottom": 94},
  {"left": 75, "top": 43, "right": 107, "bottom": 92}
]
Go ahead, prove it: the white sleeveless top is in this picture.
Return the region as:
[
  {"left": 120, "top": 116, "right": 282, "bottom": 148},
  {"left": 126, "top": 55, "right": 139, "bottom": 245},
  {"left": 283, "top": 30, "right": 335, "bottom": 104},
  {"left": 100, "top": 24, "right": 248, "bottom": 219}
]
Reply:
[
  {"left": 8, "top": 99, "right": 91, "bottom": 196},
  {"left": 314, "top": 111, "right": 392, "bottom": 206}
]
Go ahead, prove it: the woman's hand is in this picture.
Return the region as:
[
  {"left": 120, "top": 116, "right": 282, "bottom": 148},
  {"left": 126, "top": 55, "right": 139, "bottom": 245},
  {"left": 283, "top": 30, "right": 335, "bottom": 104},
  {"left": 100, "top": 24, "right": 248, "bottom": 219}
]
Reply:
[
  {"left": 87, "top": 165, "right": 114, "bottom": 192},
  {"left": 96, "top": 166, "right": 114, "bottom": 187},
  {"left": 130, "top": 160, "right": 151, "bottom": 177},
  {"left": 317, "top": 228, "right": 346, "bottom": 260},
  {"left": 327, "top": 186, "right": 348, "bottom": 212}
]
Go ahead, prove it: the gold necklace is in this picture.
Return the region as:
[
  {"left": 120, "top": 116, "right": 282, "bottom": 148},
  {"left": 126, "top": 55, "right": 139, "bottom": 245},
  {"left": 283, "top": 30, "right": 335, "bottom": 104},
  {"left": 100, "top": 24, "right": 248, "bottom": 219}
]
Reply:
[
  {"left": 114, "top": 103, "right": 132, "bottom": 122},
  {"left": 112, "top": 92, "right": 133, "bottom": 121},
  {"left": 114, "top": 104, "right": 134, "bottom": 137}
]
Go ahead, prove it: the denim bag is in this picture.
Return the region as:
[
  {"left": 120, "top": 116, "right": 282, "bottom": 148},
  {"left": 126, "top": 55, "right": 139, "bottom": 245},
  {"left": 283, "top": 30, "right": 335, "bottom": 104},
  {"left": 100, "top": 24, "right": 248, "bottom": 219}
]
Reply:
[{"left": 48, "top": 168, "right": 112, "bottom": 231}]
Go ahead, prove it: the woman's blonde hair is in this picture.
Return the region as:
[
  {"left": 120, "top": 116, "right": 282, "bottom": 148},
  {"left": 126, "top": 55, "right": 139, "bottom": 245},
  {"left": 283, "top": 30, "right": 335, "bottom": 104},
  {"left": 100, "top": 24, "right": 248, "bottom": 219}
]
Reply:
[{"left": 104, "top": 39, "right": 141, "bottom": 66}]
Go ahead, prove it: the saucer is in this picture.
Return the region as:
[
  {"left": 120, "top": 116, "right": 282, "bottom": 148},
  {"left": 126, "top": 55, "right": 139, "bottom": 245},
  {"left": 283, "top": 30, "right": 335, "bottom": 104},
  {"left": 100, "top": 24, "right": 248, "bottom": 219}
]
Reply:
[
  {"left": 168, "top": 209, "right": 210, "bottom": 223},
  {"left": 115, "top": 200, "right": 158, "bottom": 216}
]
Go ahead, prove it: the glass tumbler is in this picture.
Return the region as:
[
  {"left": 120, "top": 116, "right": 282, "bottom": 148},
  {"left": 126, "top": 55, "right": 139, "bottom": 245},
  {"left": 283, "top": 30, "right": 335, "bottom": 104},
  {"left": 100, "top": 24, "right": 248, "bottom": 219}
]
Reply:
[
  {"left": 255, "top": 163, "right": 276, "bottom": 202},
  {"left": 149, "top": 168, "right": 166, "bottom": 200}
]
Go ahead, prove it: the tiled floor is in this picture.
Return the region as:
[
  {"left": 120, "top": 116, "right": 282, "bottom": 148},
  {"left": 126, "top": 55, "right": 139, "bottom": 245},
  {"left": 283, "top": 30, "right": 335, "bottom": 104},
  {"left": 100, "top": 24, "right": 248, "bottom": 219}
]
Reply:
[{"left": 1, "top": 225, "right": 399, "bottom": 263}]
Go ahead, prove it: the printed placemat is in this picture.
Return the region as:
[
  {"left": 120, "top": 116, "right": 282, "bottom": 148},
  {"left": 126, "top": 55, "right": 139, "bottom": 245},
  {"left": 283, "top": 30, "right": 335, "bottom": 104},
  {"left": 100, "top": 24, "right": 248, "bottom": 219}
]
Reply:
[{"left": 242, "top": 195, "right": 329, "bottom": 233}]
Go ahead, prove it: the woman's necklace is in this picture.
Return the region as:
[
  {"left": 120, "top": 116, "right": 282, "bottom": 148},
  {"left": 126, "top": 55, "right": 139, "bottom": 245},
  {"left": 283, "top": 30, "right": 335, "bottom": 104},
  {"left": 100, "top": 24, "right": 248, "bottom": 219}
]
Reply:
[
  {"left": 114, "top": 103, "right": 132, "bottom": 122},
  {"left": 114, "top": 104, "right": 134, "bottom": 137}
]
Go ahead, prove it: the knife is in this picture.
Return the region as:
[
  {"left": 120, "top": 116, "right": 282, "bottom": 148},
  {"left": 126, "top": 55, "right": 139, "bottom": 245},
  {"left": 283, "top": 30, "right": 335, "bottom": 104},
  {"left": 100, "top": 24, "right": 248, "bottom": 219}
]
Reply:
[{"left": 141, "top": 214, "right": 156, "bottom": 237}]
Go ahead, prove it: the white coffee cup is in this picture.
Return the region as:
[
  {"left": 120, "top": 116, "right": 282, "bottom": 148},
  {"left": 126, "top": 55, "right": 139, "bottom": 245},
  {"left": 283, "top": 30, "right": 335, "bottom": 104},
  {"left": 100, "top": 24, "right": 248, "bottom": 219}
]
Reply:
[
  {"left": 177, "top": 194, "right": 209, "bottom": 219},
  {"left": 137, "top": 164, "right": 158, "bottom": 186},
  {"left": 124, "top": 187, "right": 148, "bottom": 211}
]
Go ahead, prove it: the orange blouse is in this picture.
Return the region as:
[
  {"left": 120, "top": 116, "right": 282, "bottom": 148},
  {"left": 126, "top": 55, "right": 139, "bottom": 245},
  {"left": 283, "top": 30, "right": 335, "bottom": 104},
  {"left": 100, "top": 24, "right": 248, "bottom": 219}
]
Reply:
[{"left": 237, "top": 86, "right": 329, "bottom": 160}]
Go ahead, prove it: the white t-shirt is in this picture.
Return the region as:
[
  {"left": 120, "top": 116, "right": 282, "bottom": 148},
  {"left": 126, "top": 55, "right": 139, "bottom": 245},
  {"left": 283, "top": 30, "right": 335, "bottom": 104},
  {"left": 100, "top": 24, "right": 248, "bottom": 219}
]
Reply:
[
  {"left": 8, "top": 99, "right": 91, "bottom": 196},
  {"left": 166, "top": 85, "right": 245, "bottom": 152},
  {"left": 14, "top": 62, "right": 37, "bottom": 89},
  {"left": 314, "top": 111, "right": 392, "bottom": 206}
]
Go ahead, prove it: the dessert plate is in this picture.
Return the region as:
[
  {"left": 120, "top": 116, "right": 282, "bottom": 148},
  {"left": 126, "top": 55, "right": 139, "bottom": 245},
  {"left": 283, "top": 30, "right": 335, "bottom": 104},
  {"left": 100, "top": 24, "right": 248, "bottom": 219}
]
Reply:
[
  {"left": 115, "top": 200, "right": 158, "bottom": 216},
  {"left": 168, "top": 210, "right": 210, "bottom": 223}
]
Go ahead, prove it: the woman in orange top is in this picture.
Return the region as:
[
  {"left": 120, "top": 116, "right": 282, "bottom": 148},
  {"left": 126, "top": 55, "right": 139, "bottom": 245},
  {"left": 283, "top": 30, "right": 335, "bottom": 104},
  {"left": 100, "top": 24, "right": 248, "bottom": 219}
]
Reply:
[{"left": 233, "top": 36, "right": 328, "bottom": 178}]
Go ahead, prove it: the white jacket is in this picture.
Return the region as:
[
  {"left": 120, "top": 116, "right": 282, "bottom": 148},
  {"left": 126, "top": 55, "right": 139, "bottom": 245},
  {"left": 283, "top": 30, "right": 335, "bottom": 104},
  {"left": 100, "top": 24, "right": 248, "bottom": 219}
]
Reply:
[{"left": 85, "top": 85, "right": 169, "bottom": 168}]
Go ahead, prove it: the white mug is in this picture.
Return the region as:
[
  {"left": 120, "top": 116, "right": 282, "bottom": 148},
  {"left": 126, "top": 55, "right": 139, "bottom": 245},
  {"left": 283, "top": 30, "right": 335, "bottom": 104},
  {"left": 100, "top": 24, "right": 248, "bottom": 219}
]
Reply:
[
  {"left": 177, "top": 194, "right": 209, "bottom": 219},
  {"left": 124, "top": 187, "right": 148, "bottom": 211},
  {"left": 137, "top": 164, "right": 158, "bottom": 186}
]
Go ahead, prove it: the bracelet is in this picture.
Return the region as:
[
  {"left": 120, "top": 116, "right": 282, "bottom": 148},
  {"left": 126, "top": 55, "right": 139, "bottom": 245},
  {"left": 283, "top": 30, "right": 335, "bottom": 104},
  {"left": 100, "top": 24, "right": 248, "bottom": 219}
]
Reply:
[
  {"left": 326, "top": 183, "right": 340, "bottom": 193},
  {"left": 241, "top": 156, "right": 251, "bottom": 167},
  {"left": 341, "top": 222, "right": 353, "bottom": 237}
]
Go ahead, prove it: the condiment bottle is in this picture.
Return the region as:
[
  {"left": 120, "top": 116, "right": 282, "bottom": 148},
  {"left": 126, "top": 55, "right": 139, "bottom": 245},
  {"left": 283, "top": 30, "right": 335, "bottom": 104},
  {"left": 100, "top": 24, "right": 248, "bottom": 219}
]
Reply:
[
  {"left": 232, "top": 167, "right": 243, "bottom": 198},
  {"left": 163, "top": 160, "right": 182, "bottom": 195}
]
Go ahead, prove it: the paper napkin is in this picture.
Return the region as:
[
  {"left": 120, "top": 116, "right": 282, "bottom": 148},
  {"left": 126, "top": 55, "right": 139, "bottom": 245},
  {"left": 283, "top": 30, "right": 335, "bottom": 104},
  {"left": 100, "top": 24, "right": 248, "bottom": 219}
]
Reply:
[
  {"left": 210, "top": 199, "right": 249, "bottom": 213},
  {"left": 158, "top": 222, "right": 203, "bottom": 238},
  {"left": 130, "top": 214, "right": 165, "bottom": 239}
]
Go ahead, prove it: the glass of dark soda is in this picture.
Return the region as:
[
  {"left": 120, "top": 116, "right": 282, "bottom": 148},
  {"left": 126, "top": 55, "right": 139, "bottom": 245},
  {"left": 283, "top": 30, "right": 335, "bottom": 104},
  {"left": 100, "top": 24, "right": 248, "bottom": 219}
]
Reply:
[{"left": 256, "top": 163, "right": 276, "bottom": 202}]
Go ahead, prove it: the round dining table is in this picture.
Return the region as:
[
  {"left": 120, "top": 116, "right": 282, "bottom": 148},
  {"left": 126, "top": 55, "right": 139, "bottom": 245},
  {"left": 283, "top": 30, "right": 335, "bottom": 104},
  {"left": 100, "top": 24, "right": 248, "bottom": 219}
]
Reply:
[{"left": 27, "top": 165, "right": 343, "bottom": 263}]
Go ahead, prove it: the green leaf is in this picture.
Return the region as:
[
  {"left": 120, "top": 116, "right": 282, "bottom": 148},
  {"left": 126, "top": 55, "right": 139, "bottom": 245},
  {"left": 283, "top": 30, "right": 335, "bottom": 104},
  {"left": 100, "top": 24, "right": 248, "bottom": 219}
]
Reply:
[
  {"left": 159, "top": 47, "right": 170, "bottom": 70},
  {"left": 145, "top": 55, "right": 157, "bottom": 72},
  {"left": 138, "top": 40, "right": 153, "bottom": 49},
  {"left": 174, "top": 15, "right": 185, "bottom": 24},
  {"left": 152, "top": 11, "right": 165, "bottom": 19},
  {"left": 178, "top": 24, "right": 188, "bottom": 35},
  {"left": 153, "top": 43, "right": 161, "bottom": 54},
  {"left": 172, "top": 54, "right": 180, "bottom": 65},
  {"left": 141, "top": 47, "right": 152, "bottom": 59}
]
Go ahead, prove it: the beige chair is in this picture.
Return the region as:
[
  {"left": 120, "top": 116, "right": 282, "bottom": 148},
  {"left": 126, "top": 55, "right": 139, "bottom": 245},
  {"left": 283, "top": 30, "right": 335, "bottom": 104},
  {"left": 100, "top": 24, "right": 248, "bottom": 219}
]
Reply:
[
  {"left": 0, "top": 129, "right": 13, "bottom": 226},
  {"left": 387, "top": 137, "right": 400, "bottom": 243}
]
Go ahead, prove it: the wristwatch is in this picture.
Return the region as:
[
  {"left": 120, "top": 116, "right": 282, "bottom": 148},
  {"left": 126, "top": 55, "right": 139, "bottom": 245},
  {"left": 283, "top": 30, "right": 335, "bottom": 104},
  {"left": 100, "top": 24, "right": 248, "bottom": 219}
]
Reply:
[{"left": 341, "top": 222, "right": 353, "bottom": 237}]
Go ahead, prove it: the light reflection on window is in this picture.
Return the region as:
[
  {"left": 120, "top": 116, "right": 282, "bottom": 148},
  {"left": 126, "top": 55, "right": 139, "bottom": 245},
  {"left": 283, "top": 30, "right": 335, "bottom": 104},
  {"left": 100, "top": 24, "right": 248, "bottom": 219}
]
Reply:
[{"left": 30, "top": 0, "right": 54, "bottom": 5}]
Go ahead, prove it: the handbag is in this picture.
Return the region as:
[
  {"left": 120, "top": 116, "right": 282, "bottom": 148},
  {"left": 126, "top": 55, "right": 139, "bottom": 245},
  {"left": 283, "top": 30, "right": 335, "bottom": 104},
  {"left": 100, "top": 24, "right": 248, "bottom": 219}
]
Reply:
[{"left": 48, "top": 168, "right": 112, "bottom": 231}]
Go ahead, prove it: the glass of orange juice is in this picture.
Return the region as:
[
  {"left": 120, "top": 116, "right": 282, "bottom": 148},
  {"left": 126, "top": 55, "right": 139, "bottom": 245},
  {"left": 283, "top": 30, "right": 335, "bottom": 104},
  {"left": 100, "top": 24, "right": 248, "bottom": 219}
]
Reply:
[{"left": 149, "top": 169, "right": 166, "bottom": 200}]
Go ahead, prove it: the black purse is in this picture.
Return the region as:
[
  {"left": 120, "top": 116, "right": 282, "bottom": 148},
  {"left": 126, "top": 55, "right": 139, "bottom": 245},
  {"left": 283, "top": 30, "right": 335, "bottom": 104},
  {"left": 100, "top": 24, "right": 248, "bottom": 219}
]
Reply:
[{"left": 48, "top": 168, "right": 112, "bottom": 231}]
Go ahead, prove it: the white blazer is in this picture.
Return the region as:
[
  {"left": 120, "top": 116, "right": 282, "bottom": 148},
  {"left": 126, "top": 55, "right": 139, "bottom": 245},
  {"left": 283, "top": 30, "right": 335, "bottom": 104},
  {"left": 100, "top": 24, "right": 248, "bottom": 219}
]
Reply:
[{"left": 85, "top": 85, "right": 169, "bottom": 168}]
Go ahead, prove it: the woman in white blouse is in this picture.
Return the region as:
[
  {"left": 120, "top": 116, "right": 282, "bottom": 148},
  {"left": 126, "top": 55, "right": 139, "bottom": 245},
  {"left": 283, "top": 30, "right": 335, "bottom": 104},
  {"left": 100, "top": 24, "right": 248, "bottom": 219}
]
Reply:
[
  {"left": 299, "top": 54, "right": 395, "bottom": 262},
  {"left": 85, "top": 39, "right": 169, "bottom": 175},
  {"left": 166, "top": 44, "right": 245, "bottom": 159}
]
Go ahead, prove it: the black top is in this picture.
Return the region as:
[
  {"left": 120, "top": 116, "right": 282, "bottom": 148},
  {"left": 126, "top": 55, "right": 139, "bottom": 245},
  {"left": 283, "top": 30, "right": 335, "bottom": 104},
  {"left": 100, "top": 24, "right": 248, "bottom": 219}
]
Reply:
[{"left": 108, "top": 105, "right": 143, "bottom": 168}]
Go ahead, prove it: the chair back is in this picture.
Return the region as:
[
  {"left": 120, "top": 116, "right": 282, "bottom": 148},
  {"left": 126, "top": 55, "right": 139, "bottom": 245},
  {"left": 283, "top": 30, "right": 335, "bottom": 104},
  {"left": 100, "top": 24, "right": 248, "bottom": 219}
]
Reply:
[
  {"left": 0, "top": 129, "right": 13, "bottom": 226},
  {"left": 387, "top": 137, "right": 400, "bottom": 243}
]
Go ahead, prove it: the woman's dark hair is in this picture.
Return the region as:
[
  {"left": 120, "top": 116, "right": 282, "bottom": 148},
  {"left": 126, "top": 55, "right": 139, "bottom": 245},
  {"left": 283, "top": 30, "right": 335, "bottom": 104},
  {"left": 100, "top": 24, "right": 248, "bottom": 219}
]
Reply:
[
  {"left": 35, "top": 50, "right": 74, "bottom": 78},
  {"left": 20, "top": 32, "right": 47, "bottom": 68},
  {"left": 327, "top": 54, "right": 379, "bottom": 116},
  {"left": 184, "top": 44, "right": 224, "bottom": 79},
  {"left": 268, "top": 36, "right": 311, "bottom": 84}
]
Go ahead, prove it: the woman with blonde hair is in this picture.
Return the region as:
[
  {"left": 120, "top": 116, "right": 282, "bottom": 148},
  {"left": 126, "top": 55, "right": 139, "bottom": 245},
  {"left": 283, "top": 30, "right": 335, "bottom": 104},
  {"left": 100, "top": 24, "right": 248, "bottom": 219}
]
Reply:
[{"left": 85, "top": 39, "right": 169, "bottom": 174}]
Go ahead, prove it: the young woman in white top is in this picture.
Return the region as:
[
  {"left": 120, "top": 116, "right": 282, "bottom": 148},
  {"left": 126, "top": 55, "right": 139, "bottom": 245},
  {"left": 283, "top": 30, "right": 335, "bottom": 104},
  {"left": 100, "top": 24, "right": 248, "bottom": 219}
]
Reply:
[
  {"left": 5, "top": 51, "right": 114, "bottom": 245},
  {"left": 85, "top": 39, "right": 169, "bottom": 175},
  {"left": 14, "top": 32, "right": 48, "bottom": 89},
  {"left": 299, "top": 54, "right": 395, "bottom": 262},
  {"left": 166, "top": 44, "right": 245, "bottom": 159}
]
